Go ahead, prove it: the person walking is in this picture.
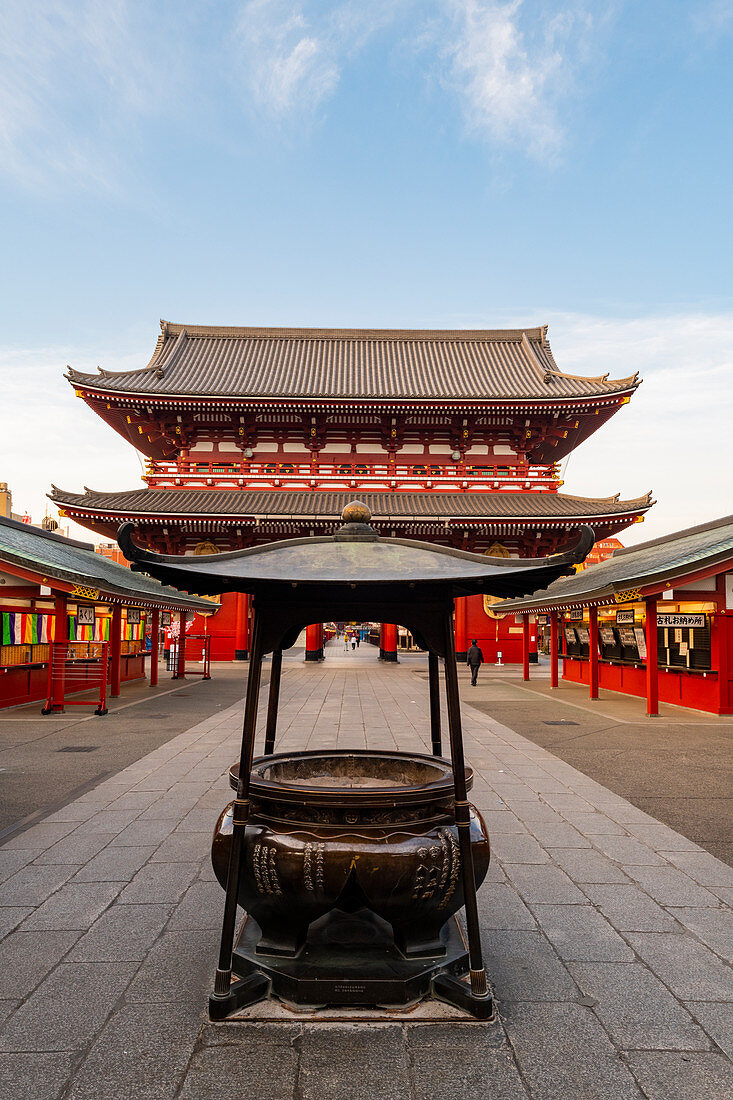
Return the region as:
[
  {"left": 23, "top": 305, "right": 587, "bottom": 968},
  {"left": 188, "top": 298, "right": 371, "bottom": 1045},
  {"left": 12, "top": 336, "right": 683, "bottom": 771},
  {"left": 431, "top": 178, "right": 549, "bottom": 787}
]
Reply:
[{"left": 467, "top": 639, "right": 484, "bottom": 686}]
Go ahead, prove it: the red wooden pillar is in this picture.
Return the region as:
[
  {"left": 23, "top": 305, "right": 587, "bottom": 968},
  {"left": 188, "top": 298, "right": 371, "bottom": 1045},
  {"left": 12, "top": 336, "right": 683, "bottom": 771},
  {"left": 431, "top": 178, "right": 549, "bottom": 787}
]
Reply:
[
  {"left": 522, "top": 616, "right": 530, "bottom": 681},
  {"left": 176, "top": 612, "right": 187, "bottom": 678},
  {"left": 234, "top": 592, "right": 249, "bottom": 660},
  {"left": 550, "top": 611, "right": 559, "bottom": 688},
  {"left": 645, "top": 596, "right": 659, "bottom": 717},
  {"left": 589, "top": 605, "right": 599, "bottom": 700},
  {"left": 51, "top": 593, "right": 68, "bottom": 711},
  {"left": 454, "top": 597, "right": 468, "bottom": 662},
  {"left": 150, "top": 608, "right": 160, "bottom": 688},
  {"left": 110, "top": 604, "right": 122, "bottom": 697},
  {"left": 382, "top": 623, "right": 398, "bottom": 662},
  {"left": 305, "top": 623, "right": 322, "bottom": 661}
]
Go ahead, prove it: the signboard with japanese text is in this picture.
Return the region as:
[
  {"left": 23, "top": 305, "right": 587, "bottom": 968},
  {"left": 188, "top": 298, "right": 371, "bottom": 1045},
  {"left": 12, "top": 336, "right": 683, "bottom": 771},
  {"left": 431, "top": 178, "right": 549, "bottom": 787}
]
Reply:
[
  {"left": 616, "top": 610, "right": 635, "bottom": 625},
  {"left": 127, "top": 608, "right": 141, "bottom": 625},
  {"left": 599, "top": 628, "right": 615, "bottom": 645},
  {"left": 76, "top": 605, "right": 95, "bottom": 626},
  {"left": 657, "top": 613, "right": 706, "bottom": 629},
  {"left": 564, "top": 627, "right": 577, "bottom": 644},
  {"left": 162, "top": 612, "right": 171, "bottom": 626},
  {"left": 576, "top": 627, "right": 590, "bottom": 644},
  {"left": 634, "top": 627, "right": 647, "bottom": 659},
  {"left": 568, "top": 609, "right": 584, "bottom": 621}
]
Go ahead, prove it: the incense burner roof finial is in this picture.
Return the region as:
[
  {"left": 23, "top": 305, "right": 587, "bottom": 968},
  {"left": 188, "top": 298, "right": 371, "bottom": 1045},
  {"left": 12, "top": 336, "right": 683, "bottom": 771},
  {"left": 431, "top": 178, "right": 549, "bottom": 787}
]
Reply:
[{"left": 336, "top": 500, "right": 377, "bottom": 539}]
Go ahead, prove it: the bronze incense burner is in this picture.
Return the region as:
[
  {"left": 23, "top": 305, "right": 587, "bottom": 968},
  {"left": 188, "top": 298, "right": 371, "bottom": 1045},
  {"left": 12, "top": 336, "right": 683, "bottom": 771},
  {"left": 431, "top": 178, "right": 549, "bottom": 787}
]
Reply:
[
  {"left": 212, "top": 749, "right": 490, "bottom": 960},
  {"left": 119, "top": 502, "right": 592, "bottom": 1021}
]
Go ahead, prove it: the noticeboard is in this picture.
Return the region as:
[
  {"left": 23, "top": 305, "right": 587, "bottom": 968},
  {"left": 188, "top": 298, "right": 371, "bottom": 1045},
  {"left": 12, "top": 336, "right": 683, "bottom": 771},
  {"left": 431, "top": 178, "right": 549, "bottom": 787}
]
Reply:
[
  {"left": 599, "top": 627, "right": 615, "bottom": 645},
  {"left": 634, "top": 627, "right": 647, "bottom": 660},
  {"left": 564, "top": 627, "right": 577, "bottom": 644},
  {"left": 657, "top": 613, "right": 706, "bottom": 629}
]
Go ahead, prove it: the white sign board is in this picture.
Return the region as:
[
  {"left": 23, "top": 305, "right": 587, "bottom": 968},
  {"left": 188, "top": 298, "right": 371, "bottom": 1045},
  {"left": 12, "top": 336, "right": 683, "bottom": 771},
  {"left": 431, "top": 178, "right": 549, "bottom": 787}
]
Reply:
[
  {"left": 616, "top": 609, "right": 635, "bottom": 624},
  {"left": 76, "top": 605, "right": 95, "bottom": 626},
  {"left": 127, "top": 608, "right": 141, "bottom": 625},
  {"left": 657, "top": 613, "right": 706, "bottom": 629},
  {"left": 634, "top": 627, "right": 647, "bottom": 660}
]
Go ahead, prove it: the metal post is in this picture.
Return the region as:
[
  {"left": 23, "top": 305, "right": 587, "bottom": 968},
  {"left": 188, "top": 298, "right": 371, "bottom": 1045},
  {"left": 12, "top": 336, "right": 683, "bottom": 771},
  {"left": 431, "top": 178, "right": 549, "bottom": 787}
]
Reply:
[
  {"left": 441, "top": 613, "right": 489, "bottom": 999},
  {"left": 428, "top": 650, "right": 442, "bottom": 756},
  {"left": 264, "top": 647, "right": 283, "bottom": 755},
  {"left": 150, "top": 608, "right": 160, "bottom": 688},
  {"left": 212, "top": 610, "right": 265, "bottom": 1001}
]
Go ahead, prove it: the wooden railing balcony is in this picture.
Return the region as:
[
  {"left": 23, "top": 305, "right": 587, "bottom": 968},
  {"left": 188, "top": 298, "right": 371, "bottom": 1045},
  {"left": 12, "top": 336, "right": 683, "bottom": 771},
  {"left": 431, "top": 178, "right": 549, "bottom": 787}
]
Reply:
[{"left": 143, "top": 460, "right": 560, "bottom": 493}]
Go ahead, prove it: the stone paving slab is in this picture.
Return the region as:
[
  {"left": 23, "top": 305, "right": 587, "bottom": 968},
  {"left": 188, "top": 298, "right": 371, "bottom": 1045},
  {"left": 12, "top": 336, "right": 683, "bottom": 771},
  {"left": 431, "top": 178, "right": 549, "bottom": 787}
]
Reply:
[{"left": 0, "top": 655, "right": 730, "bottom": 1098}]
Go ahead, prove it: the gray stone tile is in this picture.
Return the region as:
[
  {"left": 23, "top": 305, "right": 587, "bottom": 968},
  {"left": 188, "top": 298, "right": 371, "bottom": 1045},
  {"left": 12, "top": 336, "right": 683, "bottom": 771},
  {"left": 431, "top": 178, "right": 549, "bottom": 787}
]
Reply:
[
  {"left": 625, "top": 822, "right": 703, "bottom": 851},
  {"left": 106, "top": 790, "right": 161, "bottom": 811},
  {"left": 533, "top": 904, "right": 634, "bottom": 962},
  {"left": 569, "top": 961, "right": 709, "bottom": 1050},
  {"left": 504, "top": 1001, "right": 642, "bottom": 1099},
  {"left": 68, "top": 902, "right": 174, "bottom": 962},
  {"left": 667, "top": 907, "right": 733, "bottom": 961},
  {"left": 1, "top": 864, "right": 76, "bottom": 906},
  {"left": 69, "top": 1002, "right": 204, "bottom": 1100},
  {"left": 480, "top": 883, "right": 538, "bottom": 931},
  {"left": 181, "top": 1024, "right": 299, "bottom": 1100},
  {"left": 298, "top": 1023, "right": 411, "bottom": 1100},
  {"left": 626, "top": 932, "right": 732, "bottom": 1001},
  {"left": 150, "top": 831, "right": 210, "bottom": 863},
  {"left": 659, "top": 851, "right": 733, "bottom": 888},
  {"left": 623, "top": 866, "right": 720, "bottom": 907},
  {"left": 117, "top": 861, "right": 198, "bottom": 904},
  {"left": 0, "top": 963, "right": 138, "bottom": 1052},
  {"left": 484, "top": 930, "right": 579, "bottom": 1003},
  {"left": 0, "top": 930, "right": 80, "bottom": 999},
  {"left": 688, "top": 1002, "right": 733, "bottom": 1060},
  {"left": 0, "top": 907, "right": 34, "bottom": 940},
  {"left": 526, "top": 820, "right": 592, "bottom": 848},
  {"left": 1, "top": 822, "right": 77, "bottom": 850},
  {"left": 19, "top": 882, "right": 121, "bottom": 931},
  {"left": 34, "top": 831, "right": 116, "bottom": 866},
  {"left": 109, "top": 819, "right": 178, "bottom": 847},
  {"left": 406, "top": 1023, "right": 528, "bottom": 1099},
  {"left": 478, "top": 811, "right": 529, "bottom": 834},
  {"left": 44, "top": 803, "right": 100, "bottom": 823},
  {"left": 125, "top": 928, "right": 219, "bottom": 1002},
  {"left": 167, "top": 881, "right": 225, "bottom": 930},
  {"left": 559, "top": 811, "right": 626, "bottom": 835},
  {"left": 501, "top": 799, "right": 563, "bottom": 823},
  {"left": 83, "top": 808, "right": 144, "bottom": 835},
  {"left": 504, "top": 864, "right": 587, "bottom": 905},
  {"left": 73, "top": 845, "right": 157, "bottom": 882},
  {"left": 0, "top": 849, "right": 42, "bottom": 882},
  {"left": 591, "top": 834, "right": 666, "bottom": 866},
  {"left": 580, "top": 884, "right": 679, "bottom": 932},
  {"left": 0, "top": 1052, "right": 74, "bottom": 1100},
  {"left": 491, "top": 833, "right": 550, "bottom": 864},
  {"left": 626, "top": 1051, "right": 733, "bottom": 1100},
  {"left": 551, "top": 848, "right": 632, "bottom": 884}
]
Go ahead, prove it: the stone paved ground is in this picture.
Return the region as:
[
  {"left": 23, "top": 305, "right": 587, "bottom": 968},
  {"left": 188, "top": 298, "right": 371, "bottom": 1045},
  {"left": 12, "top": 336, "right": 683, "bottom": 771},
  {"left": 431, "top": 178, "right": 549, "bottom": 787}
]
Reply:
[{"left": 0, "top": 649, "right": 731, "bottom": 1099}]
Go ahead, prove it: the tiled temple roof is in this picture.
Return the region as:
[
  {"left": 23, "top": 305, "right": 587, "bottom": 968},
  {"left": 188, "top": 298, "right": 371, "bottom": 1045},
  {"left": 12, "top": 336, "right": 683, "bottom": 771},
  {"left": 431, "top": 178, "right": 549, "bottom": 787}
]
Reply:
[
  {"left": 49, "top": 487, "right": 654, "bottom": 523},
  {"left": 66, "top": 322, "right": 640, "bottom": 402},
  {"left": 495, "top": 515, "right": 733, "bottom": 610}
]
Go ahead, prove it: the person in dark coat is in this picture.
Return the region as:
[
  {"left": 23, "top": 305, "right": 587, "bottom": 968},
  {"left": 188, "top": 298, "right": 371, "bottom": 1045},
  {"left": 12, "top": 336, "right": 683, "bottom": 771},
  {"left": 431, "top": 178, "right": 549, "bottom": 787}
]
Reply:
[{"left": 466, "top": 639, "right": 484, "bottom": 686}]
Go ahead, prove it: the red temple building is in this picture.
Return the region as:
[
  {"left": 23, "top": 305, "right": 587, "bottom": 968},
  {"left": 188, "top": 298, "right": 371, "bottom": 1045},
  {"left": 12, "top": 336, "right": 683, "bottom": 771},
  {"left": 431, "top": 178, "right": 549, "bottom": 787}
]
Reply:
[{"left": 51, "top": 322, "right": 653, "bottom": 662}]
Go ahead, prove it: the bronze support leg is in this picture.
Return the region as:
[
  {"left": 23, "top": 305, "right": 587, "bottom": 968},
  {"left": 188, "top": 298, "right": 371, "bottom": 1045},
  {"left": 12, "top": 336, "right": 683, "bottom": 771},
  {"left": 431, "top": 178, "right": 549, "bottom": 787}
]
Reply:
[
  {"left": 211, "top": 611, "right": 265, "bottom": 1006},
  {"left": 428, "top": 650, "right": 442, "bottom": 756},
  {"left": 441, "top": 613, "right": 489, "bottom": 1000},
  {"left": 263, "top": 648, "right": 283, "bottom": 756}
]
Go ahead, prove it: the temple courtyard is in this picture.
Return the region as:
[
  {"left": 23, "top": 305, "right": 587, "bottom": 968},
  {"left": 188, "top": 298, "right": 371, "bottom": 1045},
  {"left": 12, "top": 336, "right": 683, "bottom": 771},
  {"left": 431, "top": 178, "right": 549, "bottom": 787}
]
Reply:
[{"left": 0, "top": 648, "right": 731, "bottom": 1099}]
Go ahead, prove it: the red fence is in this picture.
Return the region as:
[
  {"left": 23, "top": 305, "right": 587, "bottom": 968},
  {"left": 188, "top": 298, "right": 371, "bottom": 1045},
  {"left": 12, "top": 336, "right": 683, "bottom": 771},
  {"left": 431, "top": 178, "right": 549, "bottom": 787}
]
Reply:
[{"left": 42, "top": 641, "right": 109, "bottom": 716}]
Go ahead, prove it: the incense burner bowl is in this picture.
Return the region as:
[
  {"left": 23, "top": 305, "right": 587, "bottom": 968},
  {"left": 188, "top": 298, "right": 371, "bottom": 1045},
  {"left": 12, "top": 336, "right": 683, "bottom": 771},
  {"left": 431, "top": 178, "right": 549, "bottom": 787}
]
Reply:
[{"left": 211, "top": 749, "right": 490, "bottom": 959}]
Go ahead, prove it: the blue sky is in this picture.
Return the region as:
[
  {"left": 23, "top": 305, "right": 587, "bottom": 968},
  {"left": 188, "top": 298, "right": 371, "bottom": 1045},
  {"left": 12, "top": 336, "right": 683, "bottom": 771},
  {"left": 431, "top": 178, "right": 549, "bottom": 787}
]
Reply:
[{"left": 1, "top": 0, "right": 731, "bottom": 543}]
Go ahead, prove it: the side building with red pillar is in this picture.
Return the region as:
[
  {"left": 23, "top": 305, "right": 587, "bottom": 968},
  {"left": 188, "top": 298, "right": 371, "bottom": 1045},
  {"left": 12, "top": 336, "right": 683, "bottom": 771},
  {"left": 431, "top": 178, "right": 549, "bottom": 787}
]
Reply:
[
  {"left": 494, "top": 515, "right": 733, "bottom": 716},
  {"left": 52, "top": 322, "right": 652, "bottom": 661}
]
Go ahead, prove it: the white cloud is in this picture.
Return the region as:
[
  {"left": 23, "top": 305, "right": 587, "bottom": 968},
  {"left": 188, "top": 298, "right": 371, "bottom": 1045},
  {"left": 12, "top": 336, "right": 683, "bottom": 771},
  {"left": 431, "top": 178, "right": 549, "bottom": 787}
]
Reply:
[
  {"left": 0, "top": 1, "right": 179, "bottom": 191},
  {"left": 545, "top": 311, "right": 733, "bottom": 545},
  {"left": 439, "top": 0, "right": 595, "bottom": 156}
]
